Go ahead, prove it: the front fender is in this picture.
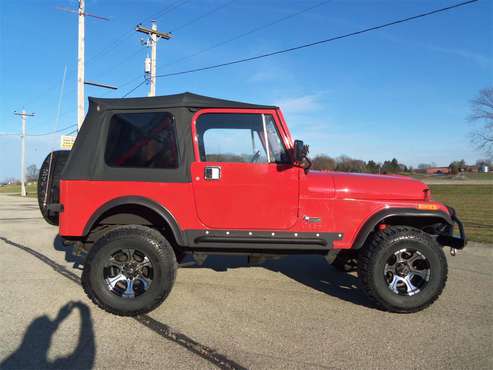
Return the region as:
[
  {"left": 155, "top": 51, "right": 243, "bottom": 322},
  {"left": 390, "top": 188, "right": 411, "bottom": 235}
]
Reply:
[{"left": 351, "top": 208, "right": 453, "bottom": 250}]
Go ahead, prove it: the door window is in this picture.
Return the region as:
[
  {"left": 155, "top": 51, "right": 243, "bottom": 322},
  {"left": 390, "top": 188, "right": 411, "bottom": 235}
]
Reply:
[
  {"left": 196, "top": 113, "right": 288, "bottom": 164},
  {"left": 264, "top": 115, "right": 290, "bottom": 163}
]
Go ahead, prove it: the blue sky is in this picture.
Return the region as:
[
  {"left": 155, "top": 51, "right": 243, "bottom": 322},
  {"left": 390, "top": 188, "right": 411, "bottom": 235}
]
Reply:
[{"left": 1, "top": 0, "right": 492, "bottom": 180}]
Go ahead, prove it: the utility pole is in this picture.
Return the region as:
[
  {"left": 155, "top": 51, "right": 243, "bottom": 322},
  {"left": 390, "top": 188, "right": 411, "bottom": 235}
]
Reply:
[
  {"left": 136, "top": 21, "right": 172, "bottom": 97},
  {"left": 57, "top": 2, "right": 109, "bottom": 132},
  {"left": 77, "top": 0, "right": 85, "bottom": 131},
  {"left": 14, "top": 110, "right": 35, "bottom": 197}
]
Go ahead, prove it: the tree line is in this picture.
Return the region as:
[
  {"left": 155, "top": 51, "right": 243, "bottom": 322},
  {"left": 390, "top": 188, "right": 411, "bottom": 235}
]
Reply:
[
  {"left": 310, "top": 155, "right": 491, "bottom": 174},
  {"left": 310, "top": 155, "right": 408, "bottom": 174}
]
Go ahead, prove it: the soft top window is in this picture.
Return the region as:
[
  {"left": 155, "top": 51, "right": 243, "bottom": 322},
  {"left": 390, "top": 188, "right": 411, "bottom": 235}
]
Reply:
[{"left": 105, "top": 112, "right": 179, "bottom": 169}]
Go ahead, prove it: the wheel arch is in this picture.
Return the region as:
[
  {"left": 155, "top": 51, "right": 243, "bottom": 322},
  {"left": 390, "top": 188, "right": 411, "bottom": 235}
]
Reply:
[
  {"left": 352, "top": 208, "right": 453, "bottom": 250},
  {"left": 82, "top": 196, "right": 185, "bottom": 246}
]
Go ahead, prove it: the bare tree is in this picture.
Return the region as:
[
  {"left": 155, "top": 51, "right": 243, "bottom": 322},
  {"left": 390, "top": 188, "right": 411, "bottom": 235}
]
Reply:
[
  {"left": 470, "top": 87, "right": 493, "bottom": 158},
  {"left": 26, "top": 164, "right": 39, "bottom": 182}
]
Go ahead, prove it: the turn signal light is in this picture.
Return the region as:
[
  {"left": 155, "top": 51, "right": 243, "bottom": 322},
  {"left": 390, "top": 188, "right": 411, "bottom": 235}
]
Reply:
[{"left": 417, "top": 204, "right": 439, "bottom": 210}]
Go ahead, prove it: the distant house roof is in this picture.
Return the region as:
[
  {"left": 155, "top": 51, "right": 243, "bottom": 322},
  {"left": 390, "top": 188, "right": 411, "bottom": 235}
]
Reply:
[{"left": 426, "top": 167, "right": 450, "bottom": 174}]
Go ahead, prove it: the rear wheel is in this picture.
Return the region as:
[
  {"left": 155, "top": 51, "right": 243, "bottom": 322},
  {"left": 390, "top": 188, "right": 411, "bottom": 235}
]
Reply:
[
  {"left": 358, "top": 226, "right": 447, "bottom": 313},
  {"left": 82, "top": 225, "right": 177, "bottom": 316}
]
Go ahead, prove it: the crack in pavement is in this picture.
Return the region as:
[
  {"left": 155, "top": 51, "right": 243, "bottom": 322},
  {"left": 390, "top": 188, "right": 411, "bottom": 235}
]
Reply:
[{"left": 0, "top": 236, "right": 247, "bottom": 370}]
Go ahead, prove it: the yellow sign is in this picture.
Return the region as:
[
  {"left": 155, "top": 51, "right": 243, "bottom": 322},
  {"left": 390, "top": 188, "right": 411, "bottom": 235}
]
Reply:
[{"left": 60, "top": 135, "right": 76, "bottom": 150}]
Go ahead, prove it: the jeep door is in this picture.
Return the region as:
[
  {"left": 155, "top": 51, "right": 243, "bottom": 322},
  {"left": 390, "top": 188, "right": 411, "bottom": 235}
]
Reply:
[{"left": 191, "top": 110, "right": 299, "bottom": 230}]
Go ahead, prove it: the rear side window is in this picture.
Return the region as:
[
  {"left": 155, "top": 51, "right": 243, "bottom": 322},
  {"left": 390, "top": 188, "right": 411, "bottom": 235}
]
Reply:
[{"left": 105, "top": 112, "right": 178, "bottom": 169}]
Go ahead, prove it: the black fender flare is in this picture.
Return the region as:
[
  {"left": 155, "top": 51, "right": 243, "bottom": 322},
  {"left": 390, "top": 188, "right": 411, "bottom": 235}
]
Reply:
[
  {"left": 352, "top": 208, "right": 453, "bottom": 250},
  {"left": 82, "top": 196, "right": 185, "bottom": 245}
]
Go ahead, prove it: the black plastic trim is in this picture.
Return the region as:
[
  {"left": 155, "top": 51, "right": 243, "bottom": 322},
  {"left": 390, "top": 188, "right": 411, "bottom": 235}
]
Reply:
[
  {"left": 184, "top": 230, "right": 343, "bottom": 251},
  {"left": 82, "top": 196, "right": 184, "bottom": 245},
  {"left": 436, "top": 206, "right": 467, "bottom": 249},
  {"left": 352, "top": 208, "right": 454, "bottom": 250}
]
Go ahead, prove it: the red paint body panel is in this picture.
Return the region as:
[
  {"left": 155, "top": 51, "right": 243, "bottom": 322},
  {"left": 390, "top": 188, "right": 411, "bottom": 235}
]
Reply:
[
  {"left": 59, "top": 180, "right": 200, "bottom": 236},
  {"left": 331, "top": 172, "right": 429, "bottom": 201},
  {"left": 191, "top": 162, "right": 299, "bottom": 229},
  {"left": 59, "top": 107, "right": 450, "bottom": 250}
]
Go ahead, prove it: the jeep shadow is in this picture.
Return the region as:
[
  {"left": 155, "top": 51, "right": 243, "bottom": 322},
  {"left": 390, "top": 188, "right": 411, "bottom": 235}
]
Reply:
[{"left": 182, "top": 254, "right": 374, "bottom": 309}]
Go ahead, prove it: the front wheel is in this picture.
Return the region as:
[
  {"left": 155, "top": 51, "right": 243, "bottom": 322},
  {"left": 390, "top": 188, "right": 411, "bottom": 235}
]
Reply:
[
  {"left": 358, "top": 226, "right": 447, "bottom": 313},
  {"left": 82, "top": 225, "right": 177, "bottom": 316}
]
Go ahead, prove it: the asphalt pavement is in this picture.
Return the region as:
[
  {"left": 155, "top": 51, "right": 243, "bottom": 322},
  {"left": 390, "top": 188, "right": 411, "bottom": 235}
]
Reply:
[{"left": 0, "top": 194, "right": 492, "bottom": 369}]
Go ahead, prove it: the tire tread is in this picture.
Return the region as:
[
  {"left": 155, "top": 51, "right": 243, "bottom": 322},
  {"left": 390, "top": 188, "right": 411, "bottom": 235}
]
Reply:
[
  {"left": 81, "top": 225, "right": 177, "bottom": 316},
  {"left": 358, "top": 226, "right": 447, "bottom": 313}
]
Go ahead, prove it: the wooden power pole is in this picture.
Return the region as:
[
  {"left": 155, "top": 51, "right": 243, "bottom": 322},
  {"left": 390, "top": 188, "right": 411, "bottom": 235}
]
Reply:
[
  {"left": 136, "top": 21, "right": 172, "bottom": 97},
  {"left": 57, "top": 1, "right": 109, "bottom": 132},
  {"left": 77, "top": 0, "right": 85, "bottom": 131},
  {"left": 14, "top": 110, "right": 35, "bottom": 197}
]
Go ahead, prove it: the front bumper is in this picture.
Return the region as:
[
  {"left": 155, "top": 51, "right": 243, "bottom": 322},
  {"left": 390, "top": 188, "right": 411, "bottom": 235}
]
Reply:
[{"left": 436, "top": 206, "right": 467, "bottom": 249}]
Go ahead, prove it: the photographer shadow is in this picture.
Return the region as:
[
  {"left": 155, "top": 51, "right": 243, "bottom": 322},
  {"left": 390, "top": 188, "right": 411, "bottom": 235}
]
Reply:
[
  {"left": 1, "top": 301, "right": 95, "bottom": 370},
  {"left": 186, "top": 254, "right": 374, "bottom": 309}
]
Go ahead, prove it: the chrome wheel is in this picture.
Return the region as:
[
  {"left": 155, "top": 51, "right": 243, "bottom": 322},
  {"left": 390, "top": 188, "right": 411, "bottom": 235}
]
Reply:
[
  {"left": 103, "top": 248, "right": 153, "bottom": 299},
  {"left": 384, "top": 248, "right": 430, "bottom": 296}
]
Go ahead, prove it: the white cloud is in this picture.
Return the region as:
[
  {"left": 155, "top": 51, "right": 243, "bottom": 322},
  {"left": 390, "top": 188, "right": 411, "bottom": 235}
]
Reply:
[
  {"left": 248, "top": 71, "right": 278, "bottom": 83},
  {"left": 274, "top": 94, "right": 323, "bottom": 115},
  {"left": 425, "top": 45, "right": 491, "bottom": 69},
  {"left": 379, "top": 32, "right": 492, "bottom": 69}
]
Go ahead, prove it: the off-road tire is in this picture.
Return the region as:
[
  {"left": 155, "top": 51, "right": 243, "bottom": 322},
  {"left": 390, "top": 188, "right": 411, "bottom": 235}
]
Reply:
[
  {"left": 358, "top": 226, "right": 447, "bottom": 313},
  {"left": 37, "top": 150, "right": 70, "bottom": 225},
  {"left": 82, "top": 225, "right": 177, "bottom": 316},
  {"left": 331, "top": 250, "right": 358, "bottom": 272}
]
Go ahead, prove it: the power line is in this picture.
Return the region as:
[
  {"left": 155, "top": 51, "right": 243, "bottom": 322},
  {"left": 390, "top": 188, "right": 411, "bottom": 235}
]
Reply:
[
  {"left": 154, "top": 0, "right": 479, "bottom": 79},
  {"left": 0, "top": 123, "right": 76, "bottom": 139},
  {"left": 152, "top": 0, "right": 190, "bottom": 22},
  {"left": 122, "top": 0, "right": 331, "bottom": 97},
  {"left": 3, "top": 1, "right": 194, "bottom": 138},
  {"left": 161, "top": 0, "right": 332, "bottom": 70},
  {"left": 0, "top": 132, "right": 21, "bottom": 137},
  {"left": 122, "top": 80, "right": 147, "bottom": 98},
  {"left": 65, "top": 128, "right": 78, "bottom": 136},
  {"left": 170, "top": 0, "right": 234, "bottom": 32},
  {"left": 48, "top": 0, "right": 195, "bottom": 101},
  {"left": 27, "top": 124, "right": 77, "bottom": 137},
  {"left": 23, "top": 0, "right": 190, "bottom": 110},
  {"left": 105, "top": 1, "right": 236, "bottom": 98},
  {"left": 85, "top": 0, "right": 189, "bottom": 65}
]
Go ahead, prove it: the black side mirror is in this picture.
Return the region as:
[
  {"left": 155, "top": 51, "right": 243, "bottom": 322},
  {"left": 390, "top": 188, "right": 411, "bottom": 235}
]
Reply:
[{"left": 294, "top": 139, "right": 309, "bottom": 161}]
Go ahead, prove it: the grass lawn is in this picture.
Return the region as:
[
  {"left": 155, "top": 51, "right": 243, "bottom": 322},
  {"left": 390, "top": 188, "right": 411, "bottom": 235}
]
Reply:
[
  {"left": 459, "top": 172, "right": 493, "bottom": 180},
  {"left": 411, "top": 172, "right": 493, "bottom": 181},
  {"left": 0, "top": 183, "right": 37, "bottom": 197},
  {"left": 430, "top": 184, "right": 493, "bottom": 244}
]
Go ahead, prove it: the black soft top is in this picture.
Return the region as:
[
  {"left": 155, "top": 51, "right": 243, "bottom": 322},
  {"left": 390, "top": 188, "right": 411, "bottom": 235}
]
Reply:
[
  {"left": 62, "top": 92, "right": 277, "bottom": 183},
  {"left": 90, "top": 92, "right": 277, "bottom": 111}
]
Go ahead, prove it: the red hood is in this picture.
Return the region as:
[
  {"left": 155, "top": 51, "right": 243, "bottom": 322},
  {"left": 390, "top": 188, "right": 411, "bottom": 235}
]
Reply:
[{"left": 306, "top": 171, "right": 429, "bottom": 201}]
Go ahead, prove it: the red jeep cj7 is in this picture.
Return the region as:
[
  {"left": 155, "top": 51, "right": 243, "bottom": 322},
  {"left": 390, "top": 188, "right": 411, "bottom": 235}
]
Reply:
[{"left": 38, "top": 93, "right": 466, "bottom": 316}]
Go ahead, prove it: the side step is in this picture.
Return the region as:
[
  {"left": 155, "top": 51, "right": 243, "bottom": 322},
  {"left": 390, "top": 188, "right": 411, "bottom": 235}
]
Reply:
[{"left": 184, "top": 230, "right": 343, "bottom": 251}]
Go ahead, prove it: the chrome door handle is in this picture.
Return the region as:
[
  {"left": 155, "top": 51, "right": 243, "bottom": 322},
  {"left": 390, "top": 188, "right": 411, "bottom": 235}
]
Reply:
[{"left": 204, "top": 166, "right": 221, "bottom": 180}]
